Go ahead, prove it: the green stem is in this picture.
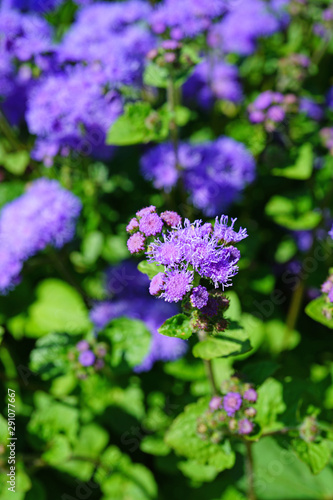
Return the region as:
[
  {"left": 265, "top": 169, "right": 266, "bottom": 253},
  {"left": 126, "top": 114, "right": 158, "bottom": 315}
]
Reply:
[
  {"left": 167, "top": 76, "right": 180, "bottom": 170},
  {"left": 245, "top": 441, "right": 256, "bottom": 500},
  {"left": 283, "top": 280, "right": 305, "bottom": 350},
  {"left": 198, "top": 330, "right": 218, "bottom": 395},
  {"left": 0, "top": 111, "right": 21, "bottom": 150}
]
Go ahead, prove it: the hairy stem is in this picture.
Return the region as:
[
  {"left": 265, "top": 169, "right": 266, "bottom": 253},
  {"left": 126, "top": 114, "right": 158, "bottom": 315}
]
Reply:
[{"left": 245, "top": 440, "right": 256, "bottom": 500}]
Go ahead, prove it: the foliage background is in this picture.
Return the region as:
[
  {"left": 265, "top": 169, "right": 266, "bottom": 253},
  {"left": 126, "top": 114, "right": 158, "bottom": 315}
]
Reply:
[{"left": 1, "top": 0, "right": 333, "bottom": 499}]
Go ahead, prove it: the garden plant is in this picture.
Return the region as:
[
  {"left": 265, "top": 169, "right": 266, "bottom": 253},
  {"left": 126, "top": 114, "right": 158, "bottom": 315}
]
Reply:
[{"left": 1, "top": 0, "right": 333, "bottom": 499}]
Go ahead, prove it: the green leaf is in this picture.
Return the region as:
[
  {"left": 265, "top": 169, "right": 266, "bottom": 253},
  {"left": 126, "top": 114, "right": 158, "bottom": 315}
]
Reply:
[
  {"left": 255, "top": 378, "right": 286, "bottom": 433},
  {"left": 24, "top": 279, "right": 91, "bottom": 337},
  {"left": 265, "top": 194, "right": 321, "bottom": 230},
  {"left": 165, "top": 397, "right": 236, "bottom": 471},
  {"left": 28, "top": 392, "right": 79, "bottom": 445},
  {"left": 138, "top": 260, "right": 164, "bottom": 280},
  {"left": 102, "top": 317, "right": 151, "bottom": 367},
  {"left": 272, "top": 143, "right": 313, "bottom": 180},
  {"left": 1, "top": 150, "right": 30, "bottom": 175},
  {"left": 41, "top": 435, "right": 71, "bottom": 466},
  {"left": 253, "top": 437, "right": 333, "bottom": 499},
  {"left": 292, "top": 439, "right": 330, "bottom": 475},
  {"left": 140, "top": 436, "right": 171, "bottom": 456},
  {"left": 158, "top": 314, "right": 193, "bottom": 339},
  {"left": 106, "top": 102, "right": 170, "bottom": 146},
  {"left": 178, "top": 460, "right": 219, "bottom": 483},
  {"left": 305, "top": 296, "right": 333, "bottom": 329},
  {"left": 96, "top": 446, "right": 158, "bottom": 500},
  {"left": 144, "top": 63, "right": 169, "bottom": 88},
  {"left": 73, "top": 424, "right": 109, "bottom": 459},
  {"left": 29, "top": 332, "right": 74, "bottom": 380},
  {"left": 192, "top": 328, "right": 252, "bottom": 360},
  {"left": 81, "top": 231, "right": 104, "bottom": 264}
]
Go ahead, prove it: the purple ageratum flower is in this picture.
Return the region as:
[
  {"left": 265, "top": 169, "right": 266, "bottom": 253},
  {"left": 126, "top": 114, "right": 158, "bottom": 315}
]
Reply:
[
  {"left": 127, "top": 232, "right": 146, "bottom": 254},
  {"left": 57, "top": 1, "right": 155, "bottom": 86},
  {"left": 0, "top": 179, "right": 81, "bottom": 294},
  {"left": 267, "top": 105, "right": 285, "bottom": 122},
  {"left": 148, "top": 218, "right": 243, "bottom": 290},
  {"left": 139, "top": 213, "right": 164, "bottom": 236},
  {"left": 79, "top": 350, "right": 96, "bottom": 367},
  {"left": 190, "top": 285, "right": 209, "bottom": 309},
  {"left": 238, "top": 418, "right": 254, "bottom": 435},
  {"left": 209, "top": 396, "right": 223, "bottom": 411},
  {"left": 148, "top": 0, "right": 226, "bottom": 40},
  {"left": 0, "top": 9, "right": 53, "bottom": 62},
  {"left": 141, "top": 138, "right": 255, "bottom": 216},
  {"left": 76, "top": 340, "right": 90, "bottom": 352},
  {"left": 161, "top": 211, "right": 182, "bottom": 227},
  {"left": 149, "top": 272, "right": 165, "bottom": 296},
  {"left": 214, "top": 215, "right": 248, "bottom": 243},
  {"left": 136, "top": 206, "right": 156, "bottom": 218},
  {"left": 162, "top": 269, "right": 194, "bottom": 303},
  {"left": 299, "top": 98, "right": 323, "bottom": 121},
  {"left": 183, "top": 59, "right": 243, "bottom": 110},
  {"left": 223, "top": 392, "right": 242, "bottom": 416},
  {"left": 243, "top": 388, "right": 258, "bottom": 402},
  {"left": 126, "top": 218, "right": 139, "bottom": 233},
  {"left": 26, "top": 65, "right": 123, "bottom": 162},
  {"left": 207, "top": 0, "right": 285, "bottom": 55}
]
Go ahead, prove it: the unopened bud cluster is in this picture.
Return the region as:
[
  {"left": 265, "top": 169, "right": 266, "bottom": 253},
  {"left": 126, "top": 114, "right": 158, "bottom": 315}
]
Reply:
[
  {"left": 197, "top": 377, "right": 258, "bottom": 443},
  {"left": 299, "top": 416, "right": 320, "bottom": 443},
  {"left": 147, "top": 40, "right": 196, "bottom": 72}
]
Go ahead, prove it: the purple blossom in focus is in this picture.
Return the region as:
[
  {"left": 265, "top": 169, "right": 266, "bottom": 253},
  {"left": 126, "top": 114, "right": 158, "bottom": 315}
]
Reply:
[{"left": 190, "top": 286, "right": 209, "bottom": 309}]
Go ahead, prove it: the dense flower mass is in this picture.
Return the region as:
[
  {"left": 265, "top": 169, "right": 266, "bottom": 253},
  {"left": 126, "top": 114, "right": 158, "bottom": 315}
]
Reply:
[
  {"left": 141, "top": 138, "right": 255, "bottom": 216},
  {"left": 26, "top": 65, "right": 123, "bottom": 164},
  {"left": 89, "top": 261, "right": 187, "bottom": 371},
  {"left": 0, "top": 179, "right": 82, "bottom": 294},
  {"left": 127, "top": 208, "right": 247, "bottom": 304},
  {"left": 207, "top": 0, "right": 289, "bottom": 55},
  {"left": 183, "top": 59, "right": 243, "bottom": 110}
]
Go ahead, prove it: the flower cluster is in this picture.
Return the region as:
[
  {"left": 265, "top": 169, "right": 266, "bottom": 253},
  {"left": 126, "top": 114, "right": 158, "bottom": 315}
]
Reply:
[
  {"left": 277, "top": 53, "right": 310, "bottom": 91},
  {"left": 197, "top": 377, "right": 258, "bottom": 443},
  {"left": 299, "top": 416, "right": 320, "bottom": 443},
  {"left": 141, "top": 138, "right": 255, "bottom": 216},
  {"left": 207, "top": 0, "right": 288, "bottom": 55},
  {"left": 320, "top": 271, "right": 333, "bottom": 319},
  {"left": 183, "top": 59, "right": 243, "bottom": 110},
  {"left": 26, "top": 65, "right": 123, "bottom": 165},
  {"left": 127, "top": 208, "right": 247, "bottom": 305},
  {"left": 148, "top": 0, "right": 226, "bottom": 40},
  {"left": 89, "top": 261, "right": 187, "bottom": 372},
  {"left": 0, "top": 179, "right": 82, "bottom": 294},
  {"left": 66, "top": 338, "right": 108, "bottom": 379},
  {"left": 248, "top": 91, "right": 297, "bottom": 131}
]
